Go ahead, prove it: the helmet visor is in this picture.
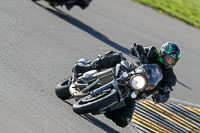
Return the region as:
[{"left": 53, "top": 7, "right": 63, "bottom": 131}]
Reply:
[{"left": 164, "top": 54, "right": 177, "bottom": 66}]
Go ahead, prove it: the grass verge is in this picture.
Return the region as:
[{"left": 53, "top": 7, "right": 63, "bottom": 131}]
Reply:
[{"left": 132, "top": 0, "right": 200, "bottom": 28}]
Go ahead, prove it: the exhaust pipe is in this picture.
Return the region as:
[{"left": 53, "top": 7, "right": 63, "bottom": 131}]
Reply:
[{"left": 69, "top": 83, "right": 89, "bottom": 99}]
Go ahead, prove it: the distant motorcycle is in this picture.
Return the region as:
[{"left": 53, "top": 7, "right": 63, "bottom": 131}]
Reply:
[
  {"left": 55, "top": 50, "right": 163, "bottom": 115},
  {"left": 32, "top": 0, "right": 92, "bottom": 10}
]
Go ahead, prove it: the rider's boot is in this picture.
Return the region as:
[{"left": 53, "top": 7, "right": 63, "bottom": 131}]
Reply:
[
  {"left": 72, "top": 51, "right": 125, "bottom": 76},
  {"left": 72, "top": 58, "right": 102, "bottom": 76}
]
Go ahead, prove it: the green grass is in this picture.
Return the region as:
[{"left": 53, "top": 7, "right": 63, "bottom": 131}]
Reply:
[{"left": 132, "top": 0, "right": 200, "bottom": 28}]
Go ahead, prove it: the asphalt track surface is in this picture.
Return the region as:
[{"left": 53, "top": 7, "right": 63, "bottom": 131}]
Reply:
[{"left": 0, "top": 0, "right": 200, "bottom": 133}]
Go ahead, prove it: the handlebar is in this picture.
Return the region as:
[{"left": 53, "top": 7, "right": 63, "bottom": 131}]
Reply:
[{"left": 131, "top": 43, "right": 148, "bottom": 64}]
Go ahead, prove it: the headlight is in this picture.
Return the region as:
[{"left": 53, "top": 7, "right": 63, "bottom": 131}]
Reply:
[{"left": 130, "top": 75, "right": 147, "bottom": 90}]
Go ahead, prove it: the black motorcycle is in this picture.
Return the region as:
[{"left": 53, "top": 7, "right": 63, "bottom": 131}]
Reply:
[
  {"left": 32, "top": 0, "right": 92, "bottom": 10},
  {"left": 55, "top": 51, "right": 163, "bottom": 115}
]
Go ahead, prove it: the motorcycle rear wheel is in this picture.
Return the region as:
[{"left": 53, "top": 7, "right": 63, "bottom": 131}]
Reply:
[
  {"left": 73, "top": 89, "right": 118, "bottom": 114},
  {"left": 55, "top": 78, "right": 72, "bottom": 100}
]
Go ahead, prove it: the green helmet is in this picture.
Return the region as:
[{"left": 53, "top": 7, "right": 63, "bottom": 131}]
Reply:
[{"left": 158, "top": 42, "right": 181, "bottom": 69}]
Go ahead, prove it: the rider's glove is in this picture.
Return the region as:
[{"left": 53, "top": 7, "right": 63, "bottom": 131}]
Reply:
[
  {"left": 130, "top": 43, "right": 145, "bottom": 57},
  {"left": 152, "top": 86, "right": 171, "bottom": 103}
]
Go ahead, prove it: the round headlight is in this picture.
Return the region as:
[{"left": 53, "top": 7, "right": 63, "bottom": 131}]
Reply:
[{"left": 130, "top": 75, "right": 147, "bottom": 90}]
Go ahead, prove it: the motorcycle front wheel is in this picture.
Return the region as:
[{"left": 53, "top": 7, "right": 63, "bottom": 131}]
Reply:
[
  {"left": 73, "top": 89, "right": 118, "bottom": 114},
  {"left": 55, "top": 77, "right": 72, "bottom": 100}
]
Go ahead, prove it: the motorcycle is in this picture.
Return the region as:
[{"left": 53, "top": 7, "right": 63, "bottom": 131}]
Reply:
[
  {"left": 32, "top": 0, "right": 92, "bottom": 10},
  {"left": 55, "top": 50, "right": 163, "bottom": 115}
]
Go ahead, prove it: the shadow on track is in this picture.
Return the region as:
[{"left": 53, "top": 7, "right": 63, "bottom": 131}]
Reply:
[
  {"left": 33, "top": 2, "right": 131, "bottom": 57},
  {"left": 177, "top": 80, "right": 193, "bottom": 90},
  {"left": 64, "top": 101, "right": 120, "bottom": 133},
  {"left": 81, "top": 114, "right": 120, "bottom": 133}
]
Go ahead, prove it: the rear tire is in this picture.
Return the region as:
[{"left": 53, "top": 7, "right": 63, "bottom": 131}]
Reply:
[
  {"left": 73, "top": 89, "right": 118, "bottom": 114},
  {"left": 55, "top": 78, "right": 71, "bottom": 100}
]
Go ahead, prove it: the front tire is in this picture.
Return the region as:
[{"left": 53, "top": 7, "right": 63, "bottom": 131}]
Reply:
[
  {"left": 55, "top": 78, "right": 71, "bottom": 100},
  {"left": 73, "top": 89, "right": 118, "bottom": 114}
]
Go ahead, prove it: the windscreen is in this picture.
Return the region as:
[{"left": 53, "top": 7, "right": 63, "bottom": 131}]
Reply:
[{"left": 135, "top": 64, "right": 163, "bottom": 88}]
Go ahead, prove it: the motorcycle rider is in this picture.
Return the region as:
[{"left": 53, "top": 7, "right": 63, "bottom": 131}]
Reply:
[
  {"left": 73, "top": 42, "right": 181, "bottom": 127},
  {"left": 32, "top": 0, "right": 92, "bottom": 10}
]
